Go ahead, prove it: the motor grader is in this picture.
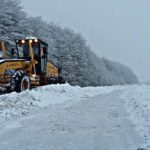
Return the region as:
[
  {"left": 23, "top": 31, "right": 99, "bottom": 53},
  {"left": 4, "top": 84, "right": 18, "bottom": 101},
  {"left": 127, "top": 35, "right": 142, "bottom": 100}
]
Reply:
[{"left": 0, "top": 37, "right": 65, "bottom": 92}]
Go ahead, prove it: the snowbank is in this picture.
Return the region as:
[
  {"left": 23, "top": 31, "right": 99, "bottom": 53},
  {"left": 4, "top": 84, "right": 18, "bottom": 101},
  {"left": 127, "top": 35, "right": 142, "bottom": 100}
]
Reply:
[
  {"left": 0, "top": 84, "right": 127, "bottom": 122},
  {"left": 121, "top": 85, "right": 150, "bottom": 149}
]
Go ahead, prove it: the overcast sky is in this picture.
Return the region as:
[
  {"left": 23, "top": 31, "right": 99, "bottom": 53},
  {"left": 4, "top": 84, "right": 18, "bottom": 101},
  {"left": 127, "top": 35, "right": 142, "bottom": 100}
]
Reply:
[{"left": 21, "top": 0, "right": 150, "bottom": 81}]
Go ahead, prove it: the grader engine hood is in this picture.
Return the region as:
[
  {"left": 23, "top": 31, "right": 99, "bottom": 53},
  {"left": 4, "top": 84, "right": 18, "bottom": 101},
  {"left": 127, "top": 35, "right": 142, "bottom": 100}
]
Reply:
[
  {"left": 0, "top": 59, "right": 31, "bottom": 89},
  {"left": 0, "top": 59, "right": 30, "bottom": 77}
]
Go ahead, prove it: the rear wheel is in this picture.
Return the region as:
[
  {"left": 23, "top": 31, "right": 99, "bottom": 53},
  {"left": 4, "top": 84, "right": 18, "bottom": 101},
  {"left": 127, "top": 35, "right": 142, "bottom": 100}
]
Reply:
[
  {"left": 48, "top": 77, "right": 58, "bottom": 84},
  {"left": 10, "top": 71, "right": 30, "bottom": 92},
  {"left": 58, "top": 76, "right": 65, "bottom": 84}
]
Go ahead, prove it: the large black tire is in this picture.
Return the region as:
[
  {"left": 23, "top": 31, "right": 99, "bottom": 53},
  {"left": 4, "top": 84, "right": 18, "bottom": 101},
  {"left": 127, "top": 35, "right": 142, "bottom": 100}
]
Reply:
[
  {"left": 48, "top": 77, "right": 58, "bottom": 84},
  {"left": 10, "top": 71, "right": 30, "bottom": 92},
  {"left": 58, "top": 76, "right": 65, "bottom": 84},
  {"left": 48, "top": 76, "right": 65, "bottom": 85}
]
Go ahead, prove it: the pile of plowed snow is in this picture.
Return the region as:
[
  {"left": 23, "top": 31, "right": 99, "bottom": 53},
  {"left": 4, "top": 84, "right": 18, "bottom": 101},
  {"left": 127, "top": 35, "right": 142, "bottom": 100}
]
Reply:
[
  {"left": 121, "top": 85, "right": 150, "bottom": 149},
  {"left": 0, "top": 84, "right": 127, "bottom": 122}
]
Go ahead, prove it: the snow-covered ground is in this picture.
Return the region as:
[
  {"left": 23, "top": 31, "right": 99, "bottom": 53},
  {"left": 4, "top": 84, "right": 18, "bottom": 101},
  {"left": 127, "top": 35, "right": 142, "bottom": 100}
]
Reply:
[
  {"left": 0, "top": 84, "right": 127, "bottom": 122},
  {"left": 121, "top": 85, "right": 150, "bottom": 149},
  {"left": 0, "top": 84, "right": 150, "bottom": 149}
]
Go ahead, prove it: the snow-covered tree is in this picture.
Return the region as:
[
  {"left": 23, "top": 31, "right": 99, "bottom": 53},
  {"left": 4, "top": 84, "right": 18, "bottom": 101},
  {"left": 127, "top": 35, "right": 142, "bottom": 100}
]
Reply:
[
  {"left": 0, "top": 0, "right": 25, "bottom": 41},
  {"left": 0, "top": 0, "right": 139, "bottom": 86}
]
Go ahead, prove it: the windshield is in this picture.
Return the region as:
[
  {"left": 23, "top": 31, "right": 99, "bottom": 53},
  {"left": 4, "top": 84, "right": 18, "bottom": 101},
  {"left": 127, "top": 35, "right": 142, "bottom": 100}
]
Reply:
[
  {"left": 17, "top": 42, "right": 39, "bottom": 58},
  {"left": 17, "top": 43, "right": 29, "bottom": 58}
]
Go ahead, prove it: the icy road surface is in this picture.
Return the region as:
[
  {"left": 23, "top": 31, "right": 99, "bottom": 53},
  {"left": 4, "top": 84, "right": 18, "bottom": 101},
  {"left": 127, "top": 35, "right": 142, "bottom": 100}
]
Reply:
[{"left": 0, "top": 84, "right": 145, "bottom": 150}]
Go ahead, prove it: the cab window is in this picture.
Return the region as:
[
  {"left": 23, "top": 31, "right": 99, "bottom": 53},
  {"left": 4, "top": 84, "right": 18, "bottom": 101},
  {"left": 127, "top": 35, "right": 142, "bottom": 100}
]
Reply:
[
  {"left": 17, "top": 44, "right": 24, "bottom": 58},
  {"left": 33, "top": 44, "right": 39, "bottom": 57}
]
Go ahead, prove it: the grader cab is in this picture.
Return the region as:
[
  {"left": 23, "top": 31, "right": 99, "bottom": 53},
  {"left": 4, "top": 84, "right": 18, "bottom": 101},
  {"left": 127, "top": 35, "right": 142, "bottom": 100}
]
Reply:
[{"left": 0, "top": 37, "right": 65, "bottom": 92}]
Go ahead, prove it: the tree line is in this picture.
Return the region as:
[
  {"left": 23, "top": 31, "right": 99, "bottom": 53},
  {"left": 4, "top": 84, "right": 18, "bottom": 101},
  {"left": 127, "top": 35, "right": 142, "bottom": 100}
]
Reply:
[{"left": 0, "top": 0, "right": 138, "bottom": 86}]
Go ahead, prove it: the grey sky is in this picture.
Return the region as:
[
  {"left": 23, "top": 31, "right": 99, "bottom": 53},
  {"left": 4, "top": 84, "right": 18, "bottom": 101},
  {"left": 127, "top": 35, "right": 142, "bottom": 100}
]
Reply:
[{"left": 21, "top": 0, "right": 150, "bottom": 81}]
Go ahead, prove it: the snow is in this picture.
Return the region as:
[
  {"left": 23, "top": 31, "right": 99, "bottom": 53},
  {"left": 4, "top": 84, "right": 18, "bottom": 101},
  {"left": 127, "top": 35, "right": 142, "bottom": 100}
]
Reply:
[
  {"left": 121, "top": 85, "right": 150, "bottom": 149},
  {"left": 0, "top": 83, "right": 127, "bottom": 122},
  {"left": 25, "top": 37, "right": 38, "bottom": 40},
  {"left": 0, "top": 86, "right": 144, "bottom": 150},
  {"left": 0, "top": 59, "right": 5, "bottom": 63},
  {"left": 0, "top": 83, "right": 150, "bottom": 149},
  {"left": 0, "top": 59, "right": 27, "bottom": 63}
]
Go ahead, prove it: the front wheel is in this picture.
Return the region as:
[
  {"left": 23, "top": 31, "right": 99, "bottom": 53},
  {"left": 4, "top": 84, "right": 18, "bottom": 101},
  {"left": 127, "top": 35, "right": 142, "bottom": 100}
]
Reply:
[
  {"left": 20, "top": 75, "right": 30, "bottom": 92},
  {"left": 11, "top": 71, "right": 30, "bottom": 92}
]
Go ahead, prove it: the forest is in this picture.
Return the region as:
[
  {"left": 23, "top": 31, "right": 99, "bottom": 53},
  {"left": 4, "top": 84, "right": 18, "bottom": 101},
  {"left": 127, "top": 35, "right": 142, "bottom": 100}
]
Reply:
[{"left": 0, "top": 0, "right": 138, "bottom": 86}]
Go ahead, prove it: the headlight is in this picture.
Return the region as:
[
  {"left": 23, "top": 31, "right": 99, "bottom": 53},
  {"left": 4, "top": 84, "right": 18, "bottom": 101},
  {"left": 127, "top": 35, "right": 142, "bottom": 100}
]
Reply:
[
  {"left": 34, "top": 39, "right": 38, "bottom": 42},
  {"left": 32, "top": 74, "right": 36, "bottom": 78},
  {"left": 21, "top": 40, "right": 25, "bottom": 44},
  {"left": 29, "top": 40, "right": 33, "bottom": 43}
]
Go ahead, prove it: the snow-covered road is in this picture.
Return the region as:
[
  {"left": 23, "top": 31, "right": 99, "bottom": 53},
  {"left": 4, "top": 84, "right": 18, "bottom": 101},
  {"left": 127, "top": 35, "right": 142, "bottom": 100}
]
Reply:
[{"left": 0, "top": 88, "right": 145, "bottom": 150}]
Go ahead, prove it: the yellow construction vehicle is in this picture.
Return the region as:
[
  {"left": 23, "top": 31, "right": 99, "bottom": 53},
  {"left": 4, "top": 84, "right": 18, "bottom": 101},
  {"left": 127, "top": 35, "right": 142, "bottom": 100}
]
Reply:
[{"left": 0, "top": 37, "right": 65, "bottom": 92}]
